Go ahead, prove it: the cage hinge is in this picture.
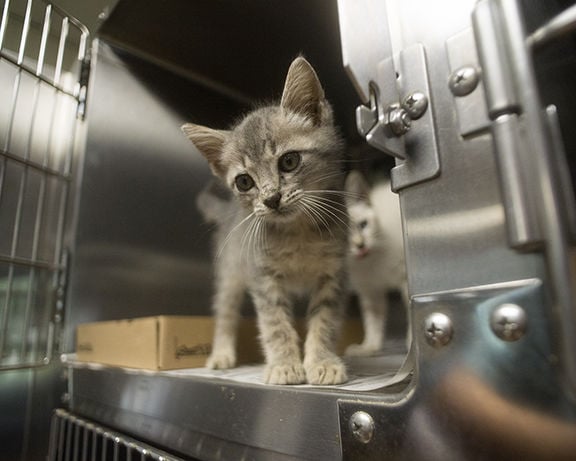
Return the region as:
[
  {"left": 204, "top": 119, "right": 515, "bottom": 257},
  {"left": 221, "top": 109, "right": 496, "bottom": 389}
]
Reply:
[
  {"left": 49, "top": 249, "right": 70, "bottom": 359},
  {"left": 76, "top": 55, "right": 91, "bottom": 120},
  {"left": 473, "top": 0, "right": 576, "bottom": 393}
]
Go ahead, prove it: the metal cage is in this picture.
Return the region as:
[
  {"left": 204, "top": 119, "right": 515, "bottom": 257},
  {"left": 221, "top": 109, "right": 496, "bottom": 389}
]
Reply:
[
  {"left": 2, "top": 0, "right": 576, "bottom": 460},
  {"left": 0, "top": 0, "right": 88, "bottom": 369}
]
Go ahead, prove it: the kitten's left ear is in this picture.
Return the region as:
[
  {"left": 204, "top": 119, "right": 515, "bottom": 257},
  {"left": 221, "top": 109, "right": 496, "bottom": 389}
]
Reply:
[
  {"left": 281, "top": 57, "right": 329, "bottom": 125},
  {"left": 181, "top": 123, "right": 228, "bottom": 177}
]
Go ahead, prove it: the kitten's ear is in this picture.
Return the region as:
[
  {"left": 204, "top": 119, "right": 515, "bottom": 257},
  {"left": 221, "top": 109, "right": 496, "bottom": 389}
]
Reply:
[
  {"left": 181, "top": 123, "right": 228, "bottom": 177},
  {"left": 345, "top": 170, "right": 371, "bottom": 204},
  {"left": 280, "top": 57, "right": 328, "bottom": 125}
]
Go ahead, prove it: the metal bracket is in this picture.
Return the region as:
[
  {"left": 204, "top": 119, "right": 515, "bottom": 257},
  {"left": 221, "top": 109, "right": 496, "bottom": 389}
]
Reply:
[
  {"left": 446, "top": 28, "right": 490, "bottom": 137},
  {"left": 473, "top": 0, "right": 576, "bottom": 393},
  {"left": 356, "top": 43, "right": 440, "bottom": 192}
]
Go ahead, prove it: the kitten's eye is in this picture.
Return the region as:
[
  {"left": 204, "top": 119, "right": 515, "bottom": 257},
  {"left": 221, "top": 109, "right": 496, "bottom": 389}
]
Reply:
[
  {"left": 235, "top": 174, "right": 255, "bottom": 192},
  {"left": 278, "top": 151, "right": 301, "bottom": 173},
  {"left": 359, "top": 220, "right": 368, "bottom": 229}
]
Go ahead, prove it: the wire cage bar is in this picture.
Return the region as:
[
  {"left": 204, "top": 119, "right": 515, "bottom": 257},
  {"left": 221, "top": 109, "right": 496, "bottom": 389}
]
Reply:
[
  {"left": 0, "top": 0, "right": 88, "bottom": 369},
  {"left": 48, "top": 409, "right": 186, "bottom": 461}
]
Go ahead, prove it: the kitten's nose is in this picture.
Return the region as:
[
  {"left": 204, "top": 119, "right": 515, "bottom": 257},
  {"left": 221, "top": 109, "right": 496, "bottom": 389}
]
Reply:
[{"left": 263, "top": 192, "right": 282, "bottom": 210}]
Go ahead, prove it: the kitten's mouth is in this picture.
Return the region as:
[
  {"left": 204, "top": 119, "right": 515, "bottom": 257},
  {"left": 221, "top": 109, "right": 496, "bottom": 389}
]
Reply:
[
  {"left": 259, "top": 206, "right": 299, "bottom": 222},
  {"left": 354, "top": 247, "right": 370, "bottom": 259}
]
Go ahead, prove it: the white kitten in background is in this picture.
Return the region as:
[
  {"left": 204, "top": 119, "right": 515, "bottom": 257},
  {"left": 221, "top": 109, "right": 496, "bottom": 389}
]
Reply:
[{"left": 345, "top": 170, "right": 409, "bottom": 356}]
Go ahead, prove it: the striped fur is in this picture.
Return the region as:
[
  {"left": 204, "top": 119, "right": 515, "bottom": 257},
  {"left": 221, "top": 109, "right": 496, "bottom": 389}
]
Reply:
[{"left": 183, "top": 57, "right": 348, "bottom": 385}]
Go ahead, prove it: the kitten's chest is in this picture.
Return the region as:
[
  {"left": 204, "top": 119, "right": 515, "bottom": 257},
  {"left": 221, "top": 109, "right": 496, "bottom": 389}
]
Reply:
[{"left": 258, "top": 226, "right": 345, "bottom": 287}]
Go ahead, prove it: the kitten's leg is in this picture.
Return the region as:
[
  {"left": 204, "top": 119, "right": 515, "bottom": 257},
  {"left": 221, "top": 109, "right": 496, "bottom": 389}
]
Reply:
[
  {"left": 251, "top": 281, "right": 306, "bottom": 385},
  {"left": 345, "top": 293, "right": 388, "bottom": 357},
  {"left": 206, "top": 276, "right": 244, "bottom": 369},
  {"left": 304, "top": 274, "right": 348, "bottom": 385}
]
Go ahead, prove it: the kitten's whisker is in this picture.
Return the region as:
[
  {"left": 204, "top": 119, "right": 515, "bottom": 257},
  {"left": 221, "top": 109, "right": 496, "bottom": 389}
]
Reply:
[
  {"left": 304, "top": 201, "right": 352, "bottom": 230},
  {"left": 217, "top": 211, "right": 255, "bottom": 258},
  {"left": 304, "top": 202, "right": 335, "bottom": 239},
  {"left": 306, "top": 189, "right": 366, "bottom": 200},
  {"left": 248, "top": 217, "right": 259, "bottom": 262},
  {"left": 303, "top": 194, "right": 348, "bottom": 217},
  {"left": 306, "top": 194, "right": 349, "bottom": 211},
  {"left": 297, "top": 202, "right": 328, "bottom": 239},
  {"left": 258, "top": 218, "right": 268, "bottom": 254},
  {"left": 255, "top": 217, "right": 266, "bottom": 258},
  {"left": 242, "top": 214, "right": 260, "bottom": 263},
  {"left": 301, "top": 196, "right": 351, "bottom": 231},
  {"left": 304, "top": 171, "right": 346, "bottom": 185}
]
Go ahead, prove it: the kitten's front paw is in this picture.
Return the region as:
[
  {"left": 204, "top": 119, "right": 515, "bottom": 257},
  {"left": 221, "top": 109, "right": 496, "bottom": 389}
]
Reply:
[
  {"left": 345, "top": 343, "right": 383, "bottom": 357},
  {"left": 206, "top": 352, "right": 236, "bottom": 369},
  {"left": 264, "top": 363, "right": 306, "bottom": 385},
  {"left": 305, "top": 358, "right": 348, "bottom": 385}
]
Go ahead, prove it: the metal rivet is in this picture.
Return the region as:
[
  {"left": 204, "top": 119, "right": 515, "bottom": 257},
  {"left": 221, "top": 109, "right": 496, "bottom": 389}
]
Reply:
[
  {"left": 349, "top": 411, "right": 374, "bottom": 444},
  {"left": 490, "top": 304, "right": 527, "bottom": 341},
  {"left": 449, "top": 66, "right": 480, "bottom": 96},
  {"left": 385, "top": 104, "right": 411, "bottom": 136},
  {"left": 424, "top": 313, "right": 453, "bottom": 347},
  {"left": 402, "top": 92, "right": 428, "bottom": 120}
]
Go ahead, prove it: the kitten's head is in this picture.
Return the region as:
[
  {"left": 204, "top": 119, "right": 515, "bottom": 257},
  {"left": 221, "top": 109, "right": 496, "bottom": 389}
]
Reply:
[
  {"left": 345, "top": 171, "right": 379, "bottom": 259},
  {"left": 182, "top": 57, "right": 344, "bottom": 223}
]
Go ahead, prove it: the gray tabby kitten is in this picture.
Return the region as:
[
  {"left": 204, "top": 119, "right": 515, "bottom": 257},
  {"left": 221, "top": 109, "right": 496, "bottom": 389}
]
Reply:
[
  {"left": 345, "top": 171, "right": 408, "bottom": 356},
  {"left": 182, "top": 57, "right": 348, "bottom": 385}
]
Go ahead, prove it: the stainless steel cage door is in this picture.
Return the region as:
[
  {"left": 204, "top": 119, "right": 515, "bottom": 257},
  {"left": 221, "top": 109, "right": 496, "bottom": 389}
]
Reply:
[{"left": 0, "top": 0, "right": 89, "bottom": 369}]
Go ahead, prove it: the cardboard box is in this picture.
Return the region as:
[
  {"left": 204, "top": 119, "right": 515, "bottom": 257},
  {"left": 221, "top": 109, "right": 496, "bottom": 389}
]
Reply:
[{"left": 76, "top": 315, "right": 363, "bottom": 370}]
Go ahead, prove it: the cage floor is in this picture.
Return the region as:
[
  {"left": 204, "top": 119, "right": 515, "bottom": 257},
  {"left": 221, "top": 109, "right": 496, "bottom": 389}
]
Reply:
[
  {"left": 66, "top": 339, "right": 411, "bottom": 392},
  {"left": 67, "top": 340, "right": 412, "bottom": 460}
]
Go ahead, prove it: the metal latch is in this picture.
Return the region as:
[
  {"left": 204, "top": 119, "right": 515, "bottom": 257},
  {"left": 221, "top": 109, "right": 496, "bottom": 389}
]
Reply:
[
  {"left": 337, "top": 0, "right": 440, "bottom": 191},
  {"left": 355, "top": 44, "right": 440, "bottom": 192}
]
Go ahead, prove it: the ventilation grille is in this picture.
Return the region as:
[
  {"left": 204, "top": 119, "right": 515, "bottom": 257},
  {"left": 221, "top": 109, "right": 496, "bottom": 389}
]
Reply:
[{"left": 48, "top": 409, "right": 187, "bottom": 461}]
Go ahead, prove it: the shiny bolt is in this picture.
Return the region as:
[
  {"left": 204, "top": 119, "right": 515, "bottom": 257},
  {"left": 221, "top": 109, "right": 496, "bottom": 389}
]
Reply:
[
  {"left": 386, "top": 105, "right": 412, "bottom": 136},
  {"left": 424, "top": 313, "right": 453, "bottom": 347},
  {"left": 490, "top": 304, "right": 527, "bottom": 341},
  {"left": 449, "top": 66, "right": 480, "bottom": 96},
  {"left": 402, "top": 92, "right": 428, "bottom": 120},
  {"left": 350, "top": 411, "right": 375, "bottom": 444}
]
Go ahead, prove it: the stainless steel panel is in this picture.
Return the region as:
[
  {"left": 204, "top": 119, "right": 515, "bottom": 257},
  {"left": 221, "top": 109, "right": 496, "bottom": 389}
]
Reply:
[
  {"left": 64, "top": 41, "right": 248, "bottom": 350},
  {"left": 69, "top": 364, "right": 410, "bottom": 461},
  {"left": 340, "top": 279, "right": 576, "bottom": 460},
  {"left": 387, "top": 0, "right": 544, "bottom": 295},
  {"left": 337, "top": 0, "right": 576, "bottom": 459}
]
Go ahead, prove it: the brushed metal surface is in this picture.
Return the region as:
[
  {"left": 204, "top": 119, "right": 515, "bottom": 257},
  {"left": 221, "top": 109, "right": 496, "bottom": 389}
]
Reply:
[
  {"left": 69, "top": 365, "right": 406, "bottom": 461},
  {"left": 64, "top": 42, "right": 247, "bottom": 350}
]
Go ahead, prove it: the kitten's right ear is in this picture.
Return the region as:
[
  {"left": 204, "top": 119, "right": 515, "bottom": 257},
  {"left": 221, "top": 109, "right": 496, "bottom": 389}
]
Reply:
[
  {"left": 345, "top": 170, "right": 371, "bottom": 204},
  {"left": 181, "top": 123, "right": 228, "bottom": 176},
  {"left": 281, "top": 57, "right": 327, "bottom": 125}
]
